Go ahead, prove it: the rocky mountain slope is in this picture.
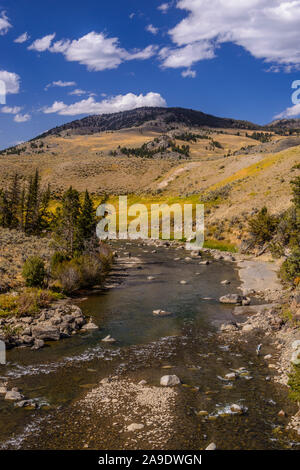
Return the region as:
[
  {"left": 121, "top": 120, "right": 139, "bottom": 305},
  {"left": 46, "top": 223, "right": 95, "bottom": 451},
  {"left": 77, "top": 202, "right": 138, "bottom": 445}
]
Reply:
[{"left": 268, "top": 118, "right": 300, "bottom": 130}]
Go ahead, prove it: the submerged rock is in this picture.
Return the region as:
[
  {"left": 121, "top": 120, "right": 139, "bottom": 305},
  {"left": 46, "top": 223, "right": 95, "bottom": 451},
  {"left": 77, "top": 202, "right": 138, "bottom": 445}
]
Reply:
[
  {"left": 15, "top": 400, "right": 37, "bottom": 409},
  {"left": 153, "top": 310, "right": 172, "bottom": 317},
  {"left": 101, "top": 335, "right": 116, "bottom": 343},
  {"left": 230, "top": 404, "right": 246, "bottom": 414}
]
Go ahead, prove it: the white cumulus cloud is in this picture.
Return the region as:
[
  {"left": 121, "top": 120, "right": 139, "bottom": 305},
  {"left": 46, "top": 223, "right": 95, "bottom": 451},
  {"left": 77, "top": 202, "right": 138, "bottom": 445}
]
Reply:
[
  {"left": 30, "top": 31, "right": 157, "bottom": 71},
  {"left": 274, "top": 103, "right": 300, "bottom": 119},
  {"left": 14, "top": 32, "right": 30, "bottom": 43},
  {"left": 28, "top": 33, "right": 56, "bottom": 52},
  {"left": 160, "top": 41, "right": 215, "bottom": 68},
  {"left": 0, "top": 11, "right": 11, "bottom": 35},
  {"left": 14, "top": 113, "right": 31, "bottom": 123},
  {"left": 43, "top": 92, "right": 166, "bottom": 116},
  {"left": 0, "top": 70, "right": 20, "bottom": 94},
  {"left": 163, "top": 0, "right": 300, "bottom": 70},
  {"left": 2, "top": 106, "right": 22, "bottom": 114}
]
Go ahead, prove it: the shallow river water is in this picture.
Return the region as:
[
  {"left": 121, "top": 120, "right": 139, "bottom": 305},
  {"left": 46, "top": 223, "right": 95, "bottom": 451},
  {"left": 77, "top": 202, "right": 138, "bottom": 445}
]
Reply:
[{"left": 0, "top": 241, "right": 299, "bottom": 450}]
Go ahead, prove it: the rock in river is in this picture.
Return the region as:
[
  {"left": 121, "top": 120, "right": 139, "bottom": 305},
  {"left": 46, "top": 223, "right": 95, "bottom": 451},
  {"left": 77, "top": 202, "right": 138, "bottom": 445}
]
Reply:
[
  {"left": 230, "top": 404, "right": 246, "bottom": 414},
  {"left": 101, "top": 335, "right": 116, "bottom": 343},
  {"left": 205, "top": 443, "right": 217, "bottom": 450},
  {"left": 82, "top": 321, "right": 99, "bottom": 331},
  {"left": 160, "top": 375, "right": 181, "bottom": 386},
  {"left": 5, "top": 390, "right": 24, "bottom": 401},
  {"left": 219, "top": 294, "right": 250, "bottom": 305},
  {"left": 153, "top": 310, "right": 172, "bottom": 317}
]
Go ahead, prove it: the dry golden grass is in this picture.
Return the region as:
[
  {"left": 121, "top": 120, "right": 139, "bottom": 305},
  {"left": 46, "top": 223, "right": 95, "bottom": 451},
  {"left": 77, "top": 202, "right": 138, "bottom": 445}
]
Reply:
[{"left": 0, "top": 127, "right": 298, "bottom": 232}]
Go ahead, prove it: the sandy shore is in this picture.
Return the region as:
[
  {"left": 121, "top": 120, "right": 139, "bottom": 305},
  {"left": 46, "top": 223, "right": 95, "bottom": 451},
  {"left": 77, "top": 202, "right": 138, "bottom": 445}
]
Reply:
[{"left": 237, "top": 259, "right": 282, "bottom": 293}]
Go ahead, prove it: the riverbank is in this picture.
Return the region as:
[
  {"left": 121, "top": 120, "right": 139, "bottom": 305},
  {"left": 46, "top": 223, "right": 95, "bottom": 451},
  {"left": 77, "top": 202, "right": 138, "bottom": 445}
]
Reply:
[
  {"left": 215, "top": 250, "right": 300, "bottom": 437},
  {"left": 0, "top": 297, "right": 89, "bottom": 350}
]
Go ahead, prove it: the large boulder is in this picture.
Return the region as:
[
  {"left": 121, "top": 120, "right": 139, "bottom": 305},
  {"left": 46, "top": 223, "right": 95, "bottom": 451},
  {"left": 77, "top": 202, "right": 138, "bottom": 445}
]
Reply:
[
  {"left": 31, "top": 322, "right": 60, "bottom": 341},
  {"left": 5, "top": 390, "right": 24, "bottom": 401},
  {"left": 160, "top": 375, "right": 181, "bottom": 386}
]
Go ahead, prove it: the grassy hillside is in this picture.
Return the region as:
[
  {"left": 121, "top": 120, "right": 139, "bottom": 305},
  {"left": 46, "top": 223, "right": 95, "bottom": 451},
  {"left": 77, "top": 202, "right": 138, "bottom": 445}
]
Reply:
[{"left": 0, "top": 107, "right": 299, "bottom": 248}]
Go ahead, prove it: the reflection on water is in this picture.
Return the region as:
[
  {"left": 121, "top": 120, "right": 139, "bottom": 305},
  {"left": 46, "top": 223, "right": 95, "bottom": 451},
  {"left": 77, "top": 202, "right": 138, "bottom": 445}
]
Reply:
[{"left": 0, "top": 241, "right": 299, "bottom": 450}]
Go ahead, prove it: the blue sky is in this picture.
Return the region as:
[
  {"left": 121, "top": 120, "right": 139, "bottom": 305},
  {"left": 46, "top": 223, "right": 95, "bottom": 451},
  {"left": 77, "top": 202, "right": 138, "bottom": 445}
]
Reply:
[{"left": 0, "top": 0, "right": 300, "bottom": 149}]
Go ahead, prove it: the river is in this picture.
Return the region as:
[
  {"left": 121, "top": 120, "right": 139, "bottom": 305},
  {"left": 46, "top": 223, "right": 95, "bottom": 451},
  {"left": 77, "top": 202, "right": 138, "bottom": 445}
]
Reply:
[{"left": 0, "top": 241, "right": 298, "bottom": 450}]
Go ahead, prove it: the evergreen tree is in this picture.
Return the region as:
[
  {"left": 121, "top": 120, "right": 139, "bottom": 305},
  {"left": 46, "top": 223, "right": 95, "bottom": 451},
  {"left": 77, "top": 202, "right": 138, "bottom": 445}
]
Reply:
[
  {"left": 0, "top": 190, "right": 11, "bottom": 228},
  {"left": 54, "top": 186, "right": 82, "bottom": 256},
  {"left": 24, "top": 174, "right": 35, "bottom": 233},
  {"left": 39, "top": 183, "right": 51, "bottom": 232},
  {"left": 78, "top": 190, "right": 96, "bottom": 243},
  {"left": 24, "top": 170, "right": 50, "bottom": 235},
  {"left": 19, "top": 187, "right": 25, "bottom": 231},
  {"left": 291, "top": 176, "right": 300, "bottom": 209},
  {"left": 8, "top": 173, "right": 21, "bottom": 229}
]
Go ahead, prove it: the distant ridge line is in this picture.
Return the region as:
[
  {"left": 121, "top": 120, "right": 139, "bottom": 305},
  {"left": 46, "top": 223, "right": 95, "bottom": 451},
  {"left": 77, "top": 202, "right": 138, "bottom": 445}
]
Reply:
[{"left": 33, "top": 106, "right": 261, "bottom": 140}]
